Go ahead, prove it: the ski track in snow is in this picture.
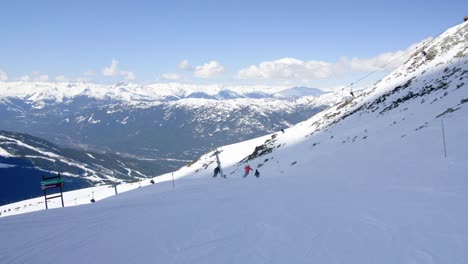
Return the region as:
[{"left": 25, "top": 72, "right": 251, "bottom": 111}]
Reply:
[{"left": 1, "top": 167, "right": 467, "bottom": 263}]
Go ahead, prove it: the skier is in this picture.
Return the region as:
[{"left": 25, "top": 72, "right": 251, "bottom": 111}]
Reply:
[
  {"left": 213, "top": 166, "right": 220, "bottom": 178},
  {"left": 243, "top": 165, "right": 253, "bottom": 177},
  {"left": 254, "top": 169, "right": 260, "bottom": 178}
]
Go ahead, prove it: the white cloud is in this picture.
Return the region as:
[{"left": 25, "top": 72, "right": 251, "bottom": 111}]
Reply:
[
  {"left": 102, "top": 59, "right": 120, "bottom": 76},
  {"left": 0, "top": 69, "right": 8, "bottom": 81},
  {"left": 75, "top": 70, "right": 95, "bottom": 82},
  {"left": 178, "top": 60, "right": 193, "bottom": 71},
  {"left": 102, "top": 59, "right": 136, "bottom": 80},
  {"left": 83, "top": 70, "right": 96, "bottom": 76},
  {"left": 75, "top": 76, "right": 93, "bottom": 82},
  {"left": 161, "top": 73, "right": 182, "bottom": 81},
  {"left": 238, "top": 39, "right": 429, "bottom": 81},
  {"left": 38, "top": 74, "right": 49, "bottom": 82},
  {"left": 194, "top": 60, "right": 225, "bottom": 78},
  {"left": 238, "top": 58, "right": 335, "bottom": 80},
  {"left": 348, "top": 39, "right": 431, "bottom": 72},
  {"left": 55, "top": 75, "right": 68, "bottom": 82},
  {"left": 32, "top": 71, "right": 49, "bottom": 82},
  {"left": 121, "top": 70, "right": 136, "bottom": 81},
  {"left": 20, "top": 71, "right": 49, "bottom": 82},
  {"left": 19, "top": 75, "right": 30, "bottom": 81}
]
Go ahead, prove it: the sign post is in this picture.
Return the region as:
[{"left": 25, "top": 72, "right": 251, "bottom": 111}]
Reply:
[
  {"left": 41, "top": 173, "right": 65, "bottom": 209},
  {"left": 172, "top": 172, "right": 175, "bottom": 189}
]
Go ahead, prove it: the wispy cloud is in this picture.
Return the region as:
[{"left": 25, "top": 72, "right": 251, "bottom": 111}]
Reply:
[
  {"left": 238, "top": 58, "right": 334, "bottom": 80},
  {"left": 120, "top": 70, "right": 136, "bottom": 81},
  {"left": 194, "top": 60, "right": 225, "bottom": 78},
  {"left": 19, "top": 71, "right": 49, "bottom": 82},
  {"left": 102, "top": 59, "right": 120, "bottom": 76},
  {"left": 83, "top": 70, "right": 96, "bottom": 77},
  {"left": 55, "top": 75, "right": 68, "bottom": 82},
  {"left": 161, "top": 73, "right": 183, "bottom": 81},
  {"left": 237, "top": 39, "right": 429, "bottom": 82},
  {"left": 37, "top": 74, "right": 49, "bottom": 82},
  {"left": 346, "top": 39, "right": 430, "bottom": 72},
  {"left": 178, "top": 60, "right": 193, "bottom": 71},
  {"left": 19, "top": 75, "right": 30, "bottom": 81},
  {"left": 102, "top": 59, "right": 136, "bottom": 80},
  {"left": 0, "top": 69, "right": 8, "bottom": 81}
]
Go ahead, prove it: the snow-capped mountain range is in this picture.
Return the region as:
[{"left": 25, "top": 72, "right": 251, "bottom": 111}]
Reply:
[
  {"left": 0, "top": 21, "right": 467, "bottom": 264},
  {"left": 0, "top": 82, "right": 329, "bottom": 106},
  {"left": 0, "top": 82, "right": 341, "bottom": 171}
]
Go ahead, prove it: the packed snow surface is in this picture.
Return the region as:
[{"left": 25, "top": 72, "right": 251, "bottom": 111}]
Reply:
[{"left": 1, "top": 124, "right": 467, "bottom": 263}]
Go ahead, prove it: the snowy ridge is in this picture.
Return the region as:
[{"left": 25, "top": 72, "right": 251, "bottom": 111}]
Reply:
[
  {"left": 1, "top": 133, "right": 119, "bottom": 183},
  {"left": 0, "top": 135, "right": 61, "bottom": 159},
  {"left": 0, "top": 146, "right": 13, "bottom": 157},
  {"left": 0, "top": 81, "right": 330, "bottom": 108},
  {"left": 0, "top": 22, "right": 467, "bottom": 264}
]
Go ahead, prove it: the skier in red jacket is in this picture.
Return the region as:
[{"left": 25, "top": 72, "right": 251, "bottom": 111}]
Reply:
[{"left": 243, "top": 165, "right": 253, "bottom": 177}]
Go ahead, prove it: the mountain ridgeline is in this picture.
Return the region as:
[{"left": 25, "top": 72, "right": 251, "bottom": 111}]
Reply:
[
  {"left": 0, "top": 85, "right": 339, "bottom": 171},
  {"left": 0, "top": 130, "right": 165, "bottom": 205}
]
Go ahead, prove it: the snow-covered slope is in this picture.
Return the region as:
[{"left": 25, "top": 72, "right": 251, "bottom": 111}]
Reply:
[
  {"left": 1, "top": 22, "right": 467, "bottom": 264},
  {"left": 181, "top": 21, "right": 468, "bottom": 180}
]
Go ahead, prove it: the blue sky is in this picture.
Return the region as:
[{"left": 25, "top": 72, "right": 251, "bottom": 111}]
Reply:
[{"left": 0, "top": 0, "right": 466, "bottom": 88}]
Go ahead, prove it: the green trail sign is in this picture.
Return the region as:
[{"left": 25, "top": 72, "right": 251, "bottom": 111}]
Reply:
[
  {"left": 41, "top": 173, "right": 65, "bottom": 209},
  {"left": 41, "top": 178, "right": 64, "bottom": 186}
]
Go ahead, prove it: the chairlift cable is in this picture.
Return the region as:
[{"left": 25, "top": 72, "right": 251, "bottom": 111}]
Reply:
[{"left": 340, "top": 24, "right": 452, "bottom": 91}]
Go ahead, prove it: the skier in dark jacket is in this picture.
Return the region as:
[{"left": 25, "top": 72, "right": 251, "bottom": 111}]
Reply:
[
  {"left": 213, "top": 166, "right": 220, "bottom": 178},
  {"left": 254, "top": 169, "right": 260, "bottom": 178},
  {"left": 243, "top": 165, "right": 253, "bottom": 177}
]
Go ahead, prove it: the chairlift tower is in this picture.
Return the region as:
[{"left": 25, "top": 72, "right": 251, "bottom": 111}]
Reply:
[{"left": 214, "top": 148, "right": 226, "bottom": 178}]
